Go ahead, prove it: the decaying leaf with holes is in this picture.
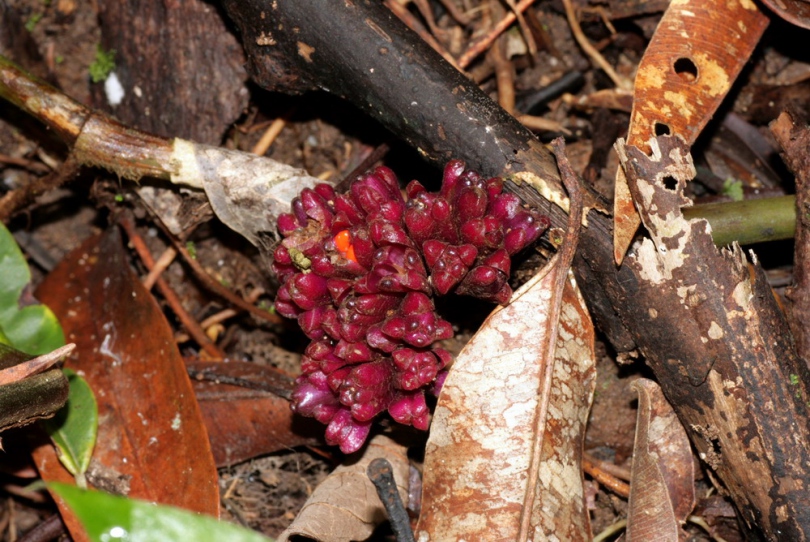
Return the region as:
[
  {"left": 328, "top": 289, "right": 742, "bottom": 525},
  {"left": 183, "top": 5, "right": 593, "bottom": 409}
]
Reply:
[{"left": 612, "top": 0, "right": 769, "bottom": 264}]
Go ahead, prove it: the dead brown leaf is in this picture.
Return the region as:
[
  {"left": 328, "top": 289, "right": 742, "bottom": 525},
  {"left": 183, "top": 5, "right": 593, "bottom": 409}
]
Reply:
[
  {"left": 415, "top": 266, "right": 596, "bottom": 541},
  {"left": 32, "top": 227, "right": 219, "bottom": 540},
  {"left": 612, "top": 0, "right": 769, "bottom": 263},
  {"left": 626, "top": 378, "right": 695, "bottom": 542},
  {"left": 276, "top": 434, "right": 410, "bottom": 542},
  {"left": 189, "top": 360, "right": 322, "bottom": 467}
]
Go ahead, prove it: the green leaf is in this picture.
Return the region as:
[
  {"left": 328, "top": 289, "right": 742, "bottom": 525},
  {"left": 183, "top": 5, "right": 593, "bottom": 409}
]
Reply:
[
  {"left": 42, "top": 369, "right": 98, "bottom": 488},
  {"left": 50, "top": 483, "right": 274, "bottom": 542},
  {"left": 0, "top": 223, "right": 64, "bottom": 355}
]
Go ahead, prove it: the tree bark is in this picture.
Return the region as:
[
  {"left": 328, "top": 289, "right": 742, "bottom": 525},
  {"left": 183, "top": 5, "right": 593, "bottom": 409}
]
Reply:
[
  {"left": 218, "top": 1, "right": 810, "bottom": 538},
  {"left": 94, "top": 0, "right": 248, "bottom": 145}
]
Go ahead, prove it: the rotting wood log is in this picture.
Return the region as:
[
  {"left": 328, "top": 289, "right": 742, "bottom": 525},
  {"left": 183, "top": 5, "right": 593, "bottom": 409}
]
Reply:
[
  {"left": 171, "top": 1, "right": 810, "bottom": 538},
  {"left": 771, "top": 112, "right": 810, "bottom": 369}
]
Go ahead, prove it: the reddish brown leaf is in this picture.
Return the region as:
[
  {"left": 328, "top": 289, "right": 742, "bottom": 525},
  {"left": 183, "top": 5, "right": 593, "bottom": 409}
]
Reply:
[
  {"left": 626, "top": 378, "right": 695, "bottom": 541},
  {"left": 613, "top": 0, "right": 769, "bottom": 263},
  {"left": 188, "top": 360, "right": 322, "bottom": 467},
  {"left": 415, "top": 263, "right": 596, "bottom": 541},
  {"left": 32, "top": 228, "right": 219, "bottom": 540}
]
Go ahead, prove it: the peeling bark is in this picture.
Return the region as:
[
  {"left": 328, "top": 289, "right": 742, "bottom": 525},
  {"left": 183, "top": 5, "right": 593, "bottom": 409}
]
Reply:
[
  {"left": 616, "top": 134, "right": 810, "bottom": 540},
  {"left": 770, "top": 112, "right": 810, "bottom": 369}
]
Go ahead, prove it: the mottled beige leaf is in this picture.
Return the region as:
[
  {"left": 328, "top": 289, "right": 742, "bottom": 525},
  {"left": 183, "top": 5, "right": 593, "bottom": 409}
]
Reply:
[
  {"left": 277, "top": 435, "right": 409, "bottom": 542},
  {"left": 415, "top": 260, "right": 596, "bottom": 542},
  {"left": 626, "top": 378, "right": 695, "bottom": 542}
]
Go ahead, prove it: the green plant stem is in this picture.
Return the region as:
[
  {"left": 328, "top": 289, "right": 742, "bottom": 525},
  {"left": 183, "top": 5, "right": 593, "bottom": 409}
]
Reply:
[{"left": 685, "top": 195, "right": 796, "bottom": 246}]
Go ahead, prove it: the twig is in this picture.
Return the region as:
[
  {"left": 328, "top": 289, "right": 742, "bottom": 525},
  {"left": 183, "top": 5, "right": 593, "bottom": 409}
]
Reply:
[
  {"left": 336, "top": 142, "right": 391, "bottom": 192},
  {"left": 593, "top": 519, "right": 627, "bottom": 542},
  {"left": 0, "top": 153, "right": 50, "bottom": 173},
  {"left": 0, "top": 344, "right": 75, "bottom": 386},
  {"left": 118, "top": 218, "right": 226, "bottom": 359},
  {"left": 516, "top": 114, "right": 570, "bottom": 134},
  {"left": 251, "top": 116, "right": 288, "bottom": 156},
  {"left": 186, "top": 366, "right": 293, "bottom": 400},
  {"left": 165, "top": 231, "right": 283, "bottom": 325},
  {"left": 367, "top": 458, "right": 415, "bottom": 542},
  {"left": 0, "top": 154, "right": 82, "bottom": 222},
  {"left": 583, "top": 451, "right": 631, "bottom": 481},
  {"left": 582, "top": 454, "right": 630, "bottom": 498},
  {"left": 502, "top": 0, "right": 537, "bottom": 58},
  {"left": 560, "top": 0, "right": 632, "bottom": 91},
  {"left": 385, "top": 0, "right": 460, "bottom": 69},
  {"left": 457, "top": 0, "right": 538, "bottom": 69},
  {"left": 16, "top": 514, "right": 64, "bottom": 542},
  {"left": 142, "top": 246, "right": 178, "bottom": 291},
  {"left": 489, "top": 30, "right": 515, "bottom": 114}
]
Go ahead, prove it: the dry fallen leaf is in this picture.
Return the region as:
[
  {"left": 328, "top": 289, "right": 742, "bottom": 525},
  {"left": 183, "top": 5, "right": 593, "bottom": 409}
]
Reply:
[
  {"left": 626, "top": 378, "right": 695, "bottom": 542},
  {"left": 33, "top": 228, "right": 220, "bottom": 541},
  {"left": 189, "top": 360, "right": 322, "bottom": 466},
  {"left": 277, "top": 434, "right": 410, "bottom": 542},
  {"left": 612, "top": 0, "right": 769, "bottom": 263},
  {"left": 414, "top": 138, "right": 595, "bottom": 542}
]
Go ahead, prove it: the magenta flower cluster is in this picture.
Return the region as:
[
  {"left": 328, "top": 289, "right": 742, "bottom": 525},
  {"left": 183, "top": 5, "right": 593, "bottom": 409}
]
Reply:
[{"left": 273, "top": 161, "right": 550, "bottom": 453}]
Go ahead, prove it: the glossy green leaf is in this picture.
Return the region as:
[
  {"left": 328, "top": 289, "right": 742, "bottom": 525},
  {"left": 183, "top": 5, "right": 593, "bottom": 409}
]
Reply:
[
  {"left": 0, "top": 223, "right": 64, "bottom": 354},
  {"left": 42, "top": 369, "right": 98, "bottom": 488},
  {"left": 50, "top": 483, "right": 274, "bottom": 542}
]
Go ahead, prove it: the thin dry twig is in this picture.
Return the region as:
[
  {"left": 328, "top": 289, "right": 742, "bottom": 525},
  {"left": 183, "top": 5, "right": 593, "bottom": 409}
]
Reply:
[
  {"left": 582, "top": 454, "right": 631, "bottom": 498},
  {"left": 0, "top": 155, "right": 82, "bottom": 222},
  {"left": 457, "top": 0, "right": 538, "bottom": 69},
  {"left": 167, "top": 232, "right": 283, "bottom": 325},
  {"left": 502, "top": 0, "right": 538, "bottom": 58},
  {"left": 251, "top": 116, "right": 289, "bottom": 156},
  {"left": 561, "top": 0, "right": 632, "bottom": 91},
  {"left": 119, "top": 218, "right": 227, "bottom": 359},
  {"left": 0, "top": 153, "right": 50, "bottom": 174},
  {"left": 517, "top": 114, "right": 570, "bottom": 134},
  {"left": 385, "top": 0, "right": 461, "bottom": 69},
  {"left": 143, "top": 246, "right": 178, "bottom": 291},
  {"left": 489, "top": 31, "right": 516, "bottom": 114}
]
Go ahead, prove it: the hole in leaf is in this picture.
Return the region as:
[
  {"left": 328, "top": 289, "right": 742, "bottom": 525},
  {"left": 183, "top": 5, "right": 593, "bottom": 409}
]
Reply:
[
  {"left": 662, "top": 176, "right": 678, "bottom": 191},
  {"left": 654, "top": 122, "right": 671, "bottom": 136},
  {"left": 673, "top": 57, "right": 698, "bottom": 82}
]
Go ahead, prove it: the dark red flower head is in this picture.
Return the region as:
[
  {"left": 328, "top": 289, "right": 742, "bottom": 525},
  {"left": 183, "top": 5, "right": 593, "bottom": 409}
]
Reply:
[{"left": 274, "top": 162, "right": 549, "bottom": 453}]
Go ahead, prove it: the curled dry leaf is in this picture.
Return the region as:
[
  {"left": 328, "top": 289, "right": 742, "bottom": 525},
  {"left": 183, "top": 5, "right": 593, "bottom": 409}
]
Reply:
[
  {"left": 33, "top": 228, "right": 219, "bottom": 541},
  {"left": 626, "top": 378, "right": 695, "bottom": 542},
  {"left": 415, "top": 264, "right": 596, "bottom": 541},
  {"left": 612, "top": 0, "right": 769, "bottom": 263},
  {"left": 277, "top": 434, "right": 410, "bottom": 542}
]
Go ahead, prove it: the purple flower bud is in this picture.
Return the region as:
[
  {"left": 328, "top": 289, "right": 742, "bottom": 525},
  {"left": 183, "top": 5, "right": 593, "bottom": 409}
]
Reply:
[
  {"left": 324, "top": 409, "right": 372, "bottom": 453},
  {"left": 422, "top": 240, "right": 478, "bottom": 295},
  {"left": 288, "top": 273, "right": 330, "bottom": 311},
  {"left": 392, "top": 349, "right": 440, "bottom": 390},
  {"left": 300, "top": 188, "right": 334, "bottom": 228},
  {"left": 388, "top": 391, "right": 430, "bottom": 430},
  {"left": 292, "top": 371, "right": 341, "bottom": 424},
  {"left": 455, "top": 186, "right": 488, "bottom": 220}
]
